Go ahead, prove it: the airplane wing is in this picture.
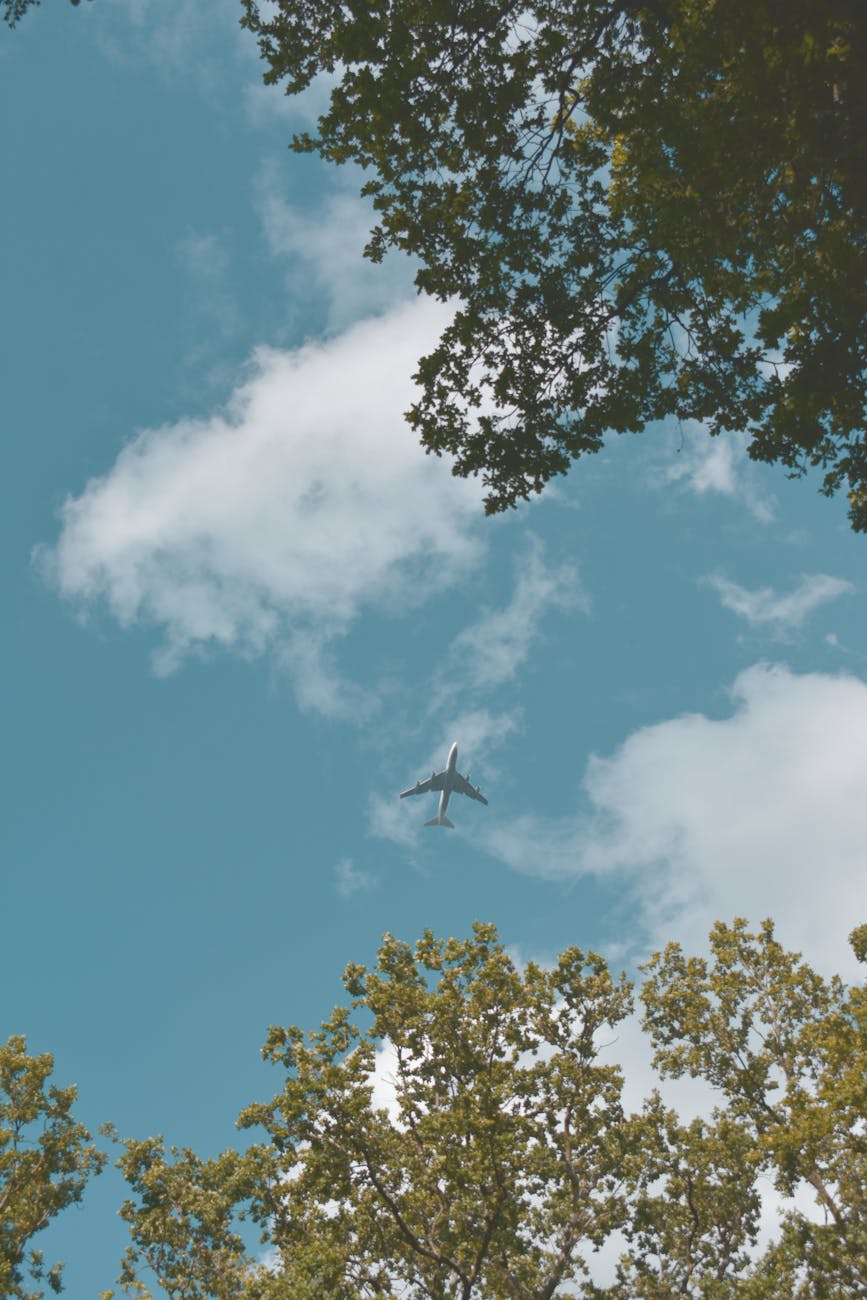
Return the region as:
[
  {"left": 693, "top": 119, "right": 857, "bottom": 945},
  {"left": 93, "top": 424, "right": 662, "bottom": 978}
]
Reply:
[
  {"left": 400, "top": 770, "right": 446, "bottom": 798},
  {"left": 452, "top": 772, "right": 488, "bottom": 805}
]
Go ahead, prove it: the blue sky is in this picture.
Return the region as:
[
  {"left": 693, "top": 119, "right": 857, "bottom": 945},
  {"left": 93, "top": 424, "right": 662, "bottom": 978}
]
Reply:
[{"left": 2, "top": 2, "right": 866, "bottom": 1292}]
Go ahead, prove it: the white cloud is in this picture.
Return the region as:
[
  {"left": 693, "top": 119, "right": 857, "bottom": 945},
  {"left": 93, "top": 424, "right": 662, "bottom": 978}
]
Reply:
[
  {"left": 367, "top": 793, "right": 422, "bottom": 854},
  {"left": 662, "top": 427, "right": 776, "bottom": 523},
  {"left": 705, "top": 572, "right": 854, "bottom": 634},
  {"left": 176, "top": 230, "right": 230, "bottom": 282},
  {"left": 369, "top": 537, "right": 584, "bottom": 845},
  {"left": 477, "top": 664, "right": 867, "bottom": 976},
  {"left": 87, "top": 0, "right": 319, "bottom": 114},
  {"left": 424, "top": 535, "right": 584, "bottom": 766},
  {"left": 276, "top": 633, "right": 379, "bottom": 723},
  {"left": 433, "top": 709, "right": 522, "bottom": 766},
  {"left": 92, "top": 0, "right": 240, "bottom": 86},
  {"left": 369, "top": 1038, "right": 401, "bottom": 1120},
  {"left": 40, "top": 298, "right": 484, "bottom": 706},
  {"left": 437, "top": 535, "right": 587, "bottom": 698},
  {"left": 174, "top": 230, "right": 240, "bottom": 351},
  {"left": 243, "top": 67, "right": 337, "bottom": 131},
  {"left": 334, "top": 857, "right": 375, "bottom": 900},
  {"left": 255, "top": 166, "right": 417, "bottom": 332}
]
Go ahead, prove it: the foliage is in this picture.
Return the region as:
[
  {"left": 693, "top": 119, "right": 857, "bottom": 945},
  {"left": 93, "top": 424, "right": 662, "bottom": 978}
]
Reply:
[
  {"left": 2, "top": 0, "right": 35, "bottom": 23},
  {"left": 599, "top": 1103, "right": 765, "bottom": 1298},
  {"left": 105, "top": 1139, "right": 265, "bottom": 1300},
  {"left": 108, "top": 920, "right": 866, "bottom": 1298},
  {"left": 112, "top": 923, "right": 639, "bottom": 1297},
  {"left": 0, "top": 1035, "right": 106, "bottom": 1299},
  {"left": 242, "top": 0, "right": 867, "bottom": 527},
  {"left": 641, "top": 918, "right": 867, "bottom": 1298},
  {"left": 240, "top": 925, "right": 636, "bottom": 1298}
]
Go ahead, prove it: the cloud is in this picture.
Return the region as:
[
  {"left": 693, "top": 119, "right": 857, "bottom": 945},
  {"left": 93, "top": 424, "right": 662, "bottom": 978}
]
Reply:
[
  {"left": 477, "top": 664, "right": 867, "bottom": 975},
  {"left": 368, "top": 536, "right": 584, "bottom": 846},
  {"left": 662, "top": 427, "right": 776, "bottom": 523},
  {"left": 92, "top": 0, "right": 241, "bottom": 87},
  {"left": 705, "top": 572, "right": 854, "bottom": 635},
  {"left": 255, "top": 166, "right": 417, "bottom": 332},
  {"left": 40, "top": 297, "right": 484, "bottom": 703},
  {"left": 367, "top": 794, "right": 422, "bottom": 854},
  {"left": 437, "top": 535, "right": 587, "bottom": 698},
  {"left": 432, "top": 709, "right": 523, "bottom": 765},
  {"left": 243, "top": 66, "right": 338, "bottom": 131},
  {"left": 276, "top": 633, "right": 379, "bottom": 724},
  {"left": 173, "top": 230, "right": 241, "bottom": 358},
  {"left": 423, "top": 536, "right": 584, "bottom": 761},
  {"left": 176, "top": 230, "right": 230, "bottom": 282},
  {"left": 369, "top": 1038, "right": 402, "bottom": 1120},
  {"left": 334, "top": 857, "right": 375, "bottom": 900}
]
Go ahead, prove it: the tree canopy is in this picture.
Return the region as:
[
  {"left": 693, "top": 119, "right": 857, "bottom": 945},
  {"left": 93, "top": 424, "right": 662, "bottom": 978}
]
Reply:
[
  {"left": 0, "top": 1035, "right": 106, "bottom": 1299},
  {"left": 105, "top": 919, "right": 866, "bottom": 1298},
  {"left": 242, "top": 0, "right": 867, "bottom": 527}
]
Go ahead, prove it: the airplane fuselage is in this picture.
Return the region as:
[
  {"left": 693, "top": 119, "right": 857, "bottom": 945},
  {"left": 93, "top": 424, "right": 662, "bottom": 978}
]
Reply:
[{"left": 437, "top": 742, "right": 460, "bottom": 820}]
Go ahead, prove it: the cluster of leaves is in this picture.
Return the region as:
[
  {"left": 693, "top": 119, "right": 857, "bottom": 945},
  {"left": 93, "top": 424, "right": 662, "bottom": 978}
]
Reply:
[
  {"left": 242, "top": 0, "right": 866, "bottom": 526},
  {"left": 104, "top": 1141, "right": 264, "bottom": 1300},
  {"left": 105, "top": 919, "right": 865, "bottom": 1299},
  {"left": 0, "top": 1035, "right": 106, "bottom": 1299}
]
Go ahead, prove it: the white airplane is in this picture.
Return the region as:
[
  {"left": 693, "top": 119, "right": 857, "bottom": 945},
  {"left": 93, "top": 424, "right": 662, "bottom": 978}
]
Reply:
[{"left": 400, "top": 742, "right": 488, "bottom": 828}]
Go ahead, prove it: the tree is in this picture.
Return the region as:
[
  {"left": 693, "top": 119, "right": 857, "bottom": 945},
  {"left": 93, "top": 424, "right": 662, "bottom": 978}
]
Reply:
[
  {"left": 112, "top": 924, "right": 640, "bottom": 1297},
  {"left": 641, "top": 918, "right": 867, "bottom": 1298},
  {"left": 241, "top": 1, "right": 867, "bottom": 528},
  {"left": 0, "top": 1035, "right": 106, "bottom": 1299},
  {"left": 3, "top": 0, "right": 89, "bottom": 29},
  {"left": 108, "top": 919, "right": 866, "bottom": 1298}
]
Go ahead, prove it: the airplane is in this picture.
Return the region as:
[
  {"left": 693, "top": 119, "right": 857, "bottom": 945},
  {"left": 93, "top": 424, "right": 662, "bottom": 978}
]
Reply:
[{"left": 399, "top": 741, "right": 488, "bottom": 828}]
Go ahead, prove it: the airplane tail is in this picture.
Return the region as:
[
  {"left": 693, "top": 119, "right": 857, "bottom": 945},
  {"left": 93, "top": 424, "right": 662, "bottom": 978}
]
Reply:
[{"left": 424, "top": 815, "right": 455, "bottom": 829}]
